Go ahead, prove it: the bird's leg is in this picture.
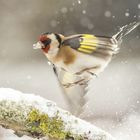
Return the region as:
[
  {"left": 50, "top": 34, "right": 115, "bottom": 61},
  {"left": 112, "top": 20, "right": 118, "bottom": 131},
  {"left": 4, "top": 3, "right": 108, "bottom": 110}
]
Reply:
[
  {"left": 87, "top": 71, "right": 98, "bottom": 77},
  {"left": 63, "top": 79, "right": 85, "bottom": 88},
  {"left": 52, "top": 64, "right": 58, "bottom": 76},
  {"left": 75, "top": 66, "right": 99, "bottom": 75}
]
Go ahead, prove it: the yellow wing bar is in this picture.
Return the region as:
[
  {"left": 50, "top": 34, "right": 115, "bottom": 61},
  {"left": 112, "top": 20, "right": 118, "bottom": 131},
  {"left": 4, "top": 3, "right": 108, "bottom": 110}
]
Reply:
[
  {"left": 78, "top": 34, "right": 98, "bottom": 54},
  {"left": 78, "top": 47, "right": 93, "bottom": 53},
  {"left": 80, "top": 45, "right": 96, "bottom": 50},
  {"left": 82, "top": 34, "right": 96, "bottom": 38}
]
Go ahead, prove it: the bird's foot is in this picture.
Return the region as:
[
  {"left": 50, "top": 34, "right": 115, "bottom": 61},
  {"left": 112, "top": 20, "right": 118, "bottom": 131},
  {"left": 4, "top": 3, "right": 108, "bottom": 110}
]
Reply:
[
  {"left": 87, "top": 71, "right": 98, "bottom": 77},
  {"left": 75, "top": 66, "right": 99, "bottom": 75},
  {"left": 63, "top": 79, "right": 86, "bottom": 88}
]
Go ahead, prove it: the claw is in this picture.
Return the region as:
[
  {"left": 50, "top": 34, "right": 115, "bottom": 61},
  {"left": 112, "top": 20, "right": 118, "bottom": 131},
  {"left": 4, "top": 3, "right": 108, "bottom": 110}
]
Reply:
[{"left": 63, "top": 79, "right": 86, "bottom": 88}]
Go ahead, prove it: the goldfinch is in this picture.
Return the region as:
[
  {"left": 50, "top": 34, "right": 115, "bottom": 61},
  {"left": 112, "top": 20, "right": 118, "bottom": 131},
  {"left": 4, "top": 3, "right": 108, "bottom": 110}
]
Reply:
[{"left": 33, "top": 22, "right": 140, "bottom": 116}]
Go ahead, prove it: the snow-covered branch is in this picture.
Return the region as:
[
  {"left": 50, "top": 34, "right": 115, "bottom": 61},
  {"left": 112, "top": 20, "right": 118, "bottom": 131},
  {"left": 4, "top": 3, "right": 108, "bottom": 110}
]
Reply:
[{"left": 0, "top": 88, "right": 114, "bottom": 140}]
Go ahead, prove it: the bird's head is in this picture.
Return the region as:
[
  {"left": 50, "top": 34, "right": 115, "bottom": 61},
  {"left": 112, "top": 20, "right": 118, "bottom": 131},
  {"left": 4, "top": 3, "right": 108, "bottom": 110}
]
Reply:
[{"left": 33, "top": 32, "right": 63, "bottom": 53}]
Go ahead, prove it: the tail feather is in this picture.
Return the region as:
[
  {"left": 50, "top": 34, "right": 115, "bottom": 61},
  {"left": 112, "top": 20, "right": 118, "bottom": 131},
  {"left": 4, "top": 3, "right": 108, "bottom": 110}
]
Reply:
[{"left": 113, "top": 21, "right": 140, "bottom": 41}]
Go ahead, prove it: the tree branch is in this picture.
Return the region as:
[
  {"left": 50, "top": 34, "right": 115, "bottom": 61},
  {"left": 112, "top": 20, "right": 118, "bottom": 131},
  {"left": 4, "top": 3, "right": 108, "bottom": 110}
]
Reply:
[{"left": 0, "top": 88, "right": 114, "bottom": 140}]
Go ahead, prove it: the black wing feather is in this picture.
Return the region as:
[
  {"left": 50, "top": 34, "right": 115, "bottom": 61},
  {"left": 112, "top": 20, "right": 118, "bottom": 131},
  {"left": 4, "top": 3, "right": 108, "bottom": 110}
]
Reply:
[
  {"left": 62, "top": 34, "right": 119, "bottom": 60},
  {"left": 63, "top": 34, "right": 118, "bottom": 52}
]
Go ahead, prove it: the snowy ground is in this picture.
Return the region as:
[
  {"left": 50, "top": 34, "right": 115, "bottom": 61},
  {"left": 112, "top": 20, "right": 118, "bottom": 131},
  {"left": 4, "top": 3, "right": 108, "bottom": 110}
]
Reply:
[
  {"left": 0, "top": 88, "right": 115, "bottom": 140},
  {"left": 1, "top": 112, "right": 140, "bottom": 140}
]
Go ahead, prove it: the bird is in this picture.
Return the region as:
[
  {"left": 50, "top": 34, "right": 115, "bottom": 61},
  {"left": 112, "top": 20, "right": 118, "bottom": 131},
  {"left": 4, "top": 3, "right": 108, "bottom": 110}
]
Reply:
[{"left": 33, "top": 22, "right": 140, "bottom": 116}]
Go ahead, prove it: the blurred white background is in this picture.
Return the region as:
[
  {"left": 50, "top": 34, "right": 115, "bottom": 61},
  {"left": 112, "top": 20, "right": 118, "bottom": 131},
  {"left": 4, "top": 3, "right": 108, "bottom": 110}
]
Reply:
[{"left": 0, "top": 0, "right": 140, "bottom": 140}]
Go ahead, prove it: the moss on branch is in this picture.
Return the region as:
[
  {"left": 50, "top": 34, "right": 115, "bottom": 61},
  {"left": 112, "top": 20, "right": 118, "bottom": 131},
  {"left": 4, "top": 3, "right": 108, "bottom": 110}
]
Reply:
[{"left": 0, "top": 88, "right": 115, "bottom": 140}]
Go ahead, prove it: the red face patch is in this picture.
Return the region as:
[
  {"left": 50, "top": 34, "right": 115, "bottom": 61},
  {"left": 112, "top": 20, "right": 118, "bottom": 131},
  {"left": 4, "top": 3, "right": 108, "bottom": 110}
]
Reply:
[
  {"left": 39, "top": 35, "right": 48, "bottom": 42},
  {"left": 41, "top": 46, "right": 50, "bottom": 53},
  {"left": 39, "top": 34, "right": 51, "bottom": 53}
]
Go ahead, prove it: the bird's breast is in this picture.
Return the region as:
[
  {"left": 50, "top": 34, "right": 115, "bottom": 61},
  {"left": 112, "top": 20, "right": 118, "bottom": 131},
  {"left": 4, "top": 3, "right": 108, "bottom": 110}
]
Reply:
[
  {"left": 46, "top": 46, "right": 111, "bottom": 75},
  {"left": 52, "top": 46, "right": 77, "bottom": 65}
]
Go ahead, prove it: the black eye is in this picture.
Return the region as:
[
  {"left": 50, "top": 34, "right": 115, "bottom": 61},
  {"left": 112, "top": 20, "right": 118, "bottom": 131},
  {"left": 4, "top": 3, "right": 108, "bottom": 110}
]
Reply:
[{"left": 42, "top": 38, "right": 51, "bottom": 47}]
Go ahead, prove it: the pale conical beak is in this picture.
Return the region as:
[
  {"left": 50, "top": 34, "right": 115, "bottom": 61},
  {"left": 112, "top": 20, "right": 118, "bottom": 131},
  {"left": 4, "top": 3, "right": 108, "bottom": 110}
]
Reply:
[{"left": 33, "top": 41, "right": 43, "bottom": 49}]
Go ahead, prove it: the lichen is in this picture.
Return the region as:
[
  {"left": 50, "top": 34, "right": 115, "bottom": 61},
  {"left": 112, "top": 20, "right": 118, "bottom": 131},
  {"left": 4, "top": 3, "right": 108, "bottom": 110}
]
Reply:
[
  {"left": 0, "top": 89, "right": 115, "bottom": 140},
  {"left": 0, "top": 100, "right": 83, "bottom": 139},
  {"left": 26, "top": 109, "right": 83, "bottom": 140},
  {"left": 0, "top": 100, "right": 30, "bottom": 125}
]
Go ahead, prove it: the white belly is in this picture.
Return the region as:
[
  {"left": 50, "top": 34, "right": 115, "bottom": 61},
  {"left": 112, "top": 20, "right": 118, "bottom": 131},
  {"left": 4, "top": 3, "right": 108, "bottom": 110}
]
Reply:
[{"left": 52, "top": 52, "right": 112, "bottom": 76}]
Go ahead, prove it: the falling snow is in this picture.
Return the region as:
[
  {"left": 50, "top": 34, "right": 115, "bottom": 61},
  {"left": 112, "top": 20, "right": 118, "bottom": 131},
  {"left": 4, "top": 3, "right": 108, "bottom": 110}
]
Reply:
[
  {"left": 50, "top": 20, "right": 58, "bottom": 27},
  {"left": 78, "top": 0, "right": 81, "bottom": 4},
  {"left": 104, "top": 10, "right": 111, "bottom": 17},
  {"left": 112, "top": 15, "right": 115, "bottom": 18},
  {"left": 82, "top": 10, "right": 86, "bottom": 14},
  {"left": 61, "top": 7, "right": 68, "bottom": 14},
  {"left": 134, "top": 15, "right": 137, "bottom": 18},
  {"left": 125, "top": 12, "right": 130, "bottom": 17},
  {"left": 87, "top": 23, "right": 94, "bottom": 30},
  {"left": 26, "top": 75, "right": 31, "bottom": 80},
  {"left": 72, "top": 2, "right": 75, "bottom": 6},
  {"left": 136, "top": 100, "right": 140, "bottom": 104},
  {"left": 138, "top": 4, "right": 140, "bottom": 9}
]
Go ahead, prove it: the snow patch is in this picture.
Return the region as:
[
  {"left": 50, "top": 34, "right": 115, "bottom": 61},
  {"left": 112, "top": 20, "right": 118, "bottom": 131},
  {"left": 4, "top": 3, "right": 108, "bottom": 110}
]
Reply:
[{"left": 0, "top": 88, "right": 114, "bottom": 140}]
